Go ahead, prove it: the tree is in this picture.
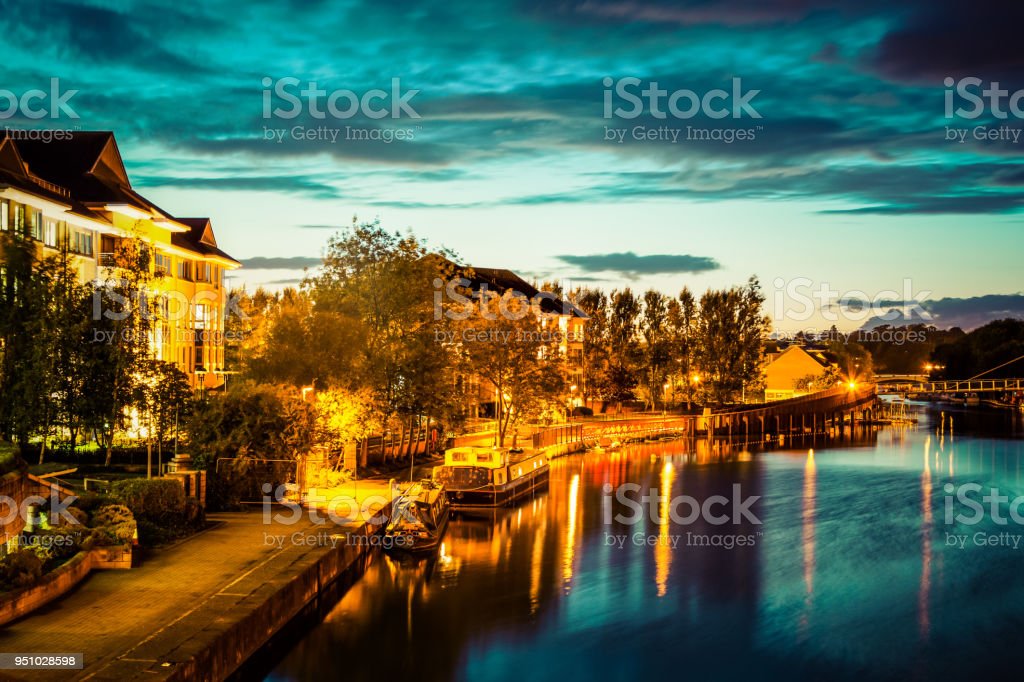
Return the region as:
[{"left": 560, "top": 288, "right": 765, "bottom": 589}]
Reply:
[
  {"left": 457, "top": 290, "right": 565, "bottom": 447},
  {"left": 668, "top": 287, "right": 698, "bottom": 408},
  {"left": 309, "top": 220, "right": 460, "bottom": 460},
  {"left": 638, "top": 289, "right": 672, "bottom": 410},
  {"left": 138, "top": 360, "right": 193, "bottom": 457},
  {"left": 604, "top": 288, "right": 641, "bottom": 409},
  {"left": 572, "top": 287, "right": 611, "bottom": 408},
  {"left": 692, "top": 277, "right": 770, "bottom": 404},
  {"left": 88, "top": 236, "right": 155, "bottom": 466}
]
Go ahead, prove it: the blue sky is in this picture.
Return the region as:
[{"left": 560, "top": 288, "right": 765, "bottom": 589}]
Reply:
[{"left": 1, "top": 0, "right": 1022, "bottom": 331}]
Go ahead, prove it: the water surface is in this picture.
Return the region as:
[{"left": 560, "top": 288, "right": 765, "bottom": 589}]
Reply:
[{"left": 267, "top": 404, "right": 1024, "bottom": 681}]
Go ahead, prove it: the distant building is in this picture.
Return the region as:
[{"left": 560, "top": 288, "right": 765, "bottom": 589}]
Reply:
[
  {"left": 763, "top": 345, "right": 833, "bottom": 401},
  {"left": 0, "top": 131, "right": 240, "bottom": 388},
  {"left": 440, "top": 261, "right": 588, "bottom": 418}
]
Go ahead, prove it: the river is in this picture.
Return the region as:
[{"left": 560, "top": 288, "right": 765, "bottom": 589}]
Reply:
[{"left": 266, "top": 403, "right": 1024, "bottom": 681}]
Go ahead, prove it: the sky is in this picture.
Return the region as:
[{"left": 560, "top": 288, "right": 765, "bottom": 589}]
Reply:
[{"left": 1, "top": 0, "right": 1022, "bottom": 332}]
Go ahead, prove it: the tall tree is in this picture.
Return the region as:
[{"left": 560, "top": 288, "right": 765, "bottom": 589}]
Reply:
[
  {"left": 693, "top": 277, "right": 770, "bottom": 404},
  {"left": 458, "top": 290, "right": 565, "bottom": 447}
]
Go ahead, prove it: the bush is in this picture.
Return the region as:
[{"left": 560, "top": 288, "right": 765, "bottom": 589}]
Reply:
[
  {"left": 111, "top": 478, "right": 186, "bottom": 518},
  {"left": 571, "top": 406, "right": 594, "bottom": 417},
  {"left": 65, "top": 507, "right": 89, "bottom": 527},
  {"left": 0, "top": 551, "right": 43, "bottom": 590},
  {"left": 90, "top": 504, "right": 137, "bottom": 546}
]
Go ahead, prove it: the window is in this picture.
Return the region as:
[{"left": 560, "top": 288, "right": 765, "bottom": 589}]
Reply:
[
  {"left": 14, "top": 204, "right": 24, "bottom": 233},
  {"left": 0, "top": 201, "right": 7, "bottom": 231},
  {"left": 29, "top": 210, "right": 42, "bottom": 241},
  {"left": 71, "top": 229, "right": 94, "bottom": 256},
  {"left": 193, "top": 303, "right": 208, "bottom": 330},
  {"left": 154, "top": 252, "right": 172, "bottom": 275},
  {"left": 177, "top": 259, "right": 193, "bottom": 281},
  {"left": 43, "top": 219, "right": 58, "bottom": 247}
]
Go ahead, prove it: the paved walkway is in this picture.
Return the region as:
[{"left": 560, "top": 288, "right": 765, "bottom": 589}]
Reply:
[{"left": 0, "top": 484, "right": 394, "bottom": 681}]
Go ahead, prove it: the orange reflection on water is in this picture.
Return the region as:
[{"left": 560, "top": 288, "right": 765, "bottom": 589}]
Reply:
[
  {"left": 919, "top": 438, "right": 932, "bottom": 640},
  {"left": 655, "top": 459, "right": 675, "bottom": 597},
  {"left": 799, "top": 449, "right": 816, "bottom": 636},
  {"left": 529, "top": 520, "right": 547, "bottom": 614},
  {"left": 562, "top": 473, "right": 580, "bottom": 590}
]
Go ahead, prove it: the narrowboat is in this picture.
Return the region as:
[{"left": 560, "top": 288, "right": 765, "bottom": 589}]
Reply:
[
  {"left": 432, "top": 446, "right": 549, "bottom": 509},
  {"left": 384, "top": 480, "right": 450, "bottom": 552}
]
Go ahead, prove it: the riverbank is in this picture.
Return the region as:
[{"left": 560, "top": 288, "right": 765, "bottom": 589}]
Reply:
[{"left": 0, "top": 483, "right": 394, "bottom": 681}]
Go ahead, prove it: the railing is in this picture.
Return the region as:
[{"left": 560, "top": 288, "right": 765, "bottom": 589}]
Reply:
[
  {"left": 878, "top": 378, "right": 1024, "bottom": 394},
  {"left": 99, "top": 252, "right": 116, "bottom": 267}
]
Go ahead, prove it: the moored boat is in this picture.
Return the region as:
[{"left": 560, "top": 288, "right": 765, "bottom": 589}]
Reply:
[
  {"left": 432, "top": 446, "right": 549, "bottom": 509},
  {"left": 384, "top": 480, "right": 450, "bottom": 552}
]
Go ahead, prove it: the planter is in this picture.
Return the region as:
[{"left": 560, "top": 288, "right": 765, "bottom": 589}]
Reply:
[{"left": 0, "top": 544, "right": 133, "bottom": 627}]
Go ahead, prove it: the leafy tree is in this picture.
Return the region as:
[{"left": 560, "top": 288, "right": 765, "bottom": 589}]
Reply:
[
  {"left": 693, "top": 277, "right": 770, "bottom": 404},
  {"left": 604, "top": 288, "right": 641, "bottom": 408},
  {"left": 88, "top": 237, "right": 155, "bottom": 465},
  {"left": 572, "top": 287, "right": 610, "bottom": 407},
  {"left": 457, "top": 290, "right": 565, "bottom": 447},
  {"left": 638, "top": 289, "right": 672, "bottom": 410}
]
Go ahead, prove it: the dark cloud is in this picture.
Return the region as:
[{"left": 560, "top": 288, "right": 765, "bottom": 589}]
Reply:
[
  {"left": 554, "top": 252, "right": 720, "bottom": 278},
  {"left": 134, "top": 174, "right": 342, "bottom": 200},
  {"left": 866, "top": 0, "right": 1024, "bottom": 85},
  {"left": 522, "top": 0, "right": 869, "bottom": 26},
  {"left": 859, "top": 293, "right": 1024, "bottom": 331},
  {"left": 239, "top": 256, "right": 322, "bottom": 270}
]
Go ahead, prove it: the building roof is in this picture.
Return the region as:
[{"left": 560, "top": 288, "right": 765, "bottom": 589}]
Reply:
[
  {"left": 0, "top": 131, "right": 237, "bottom": 265},
  {"left": 442, "top": 259, "right": 587, "bottom": 318},
  {"left": 172, "top": 217, "right": 241, "bottom": 267}
]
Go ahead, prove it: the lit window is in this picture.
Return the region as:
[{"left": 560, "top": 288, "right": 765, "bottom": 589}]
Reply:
[
  {"left": 0, "top": 201, "right": 7, "bottom": 231},
  {"left": 43, "top": 219, "right": 58, "bottom": 247}
]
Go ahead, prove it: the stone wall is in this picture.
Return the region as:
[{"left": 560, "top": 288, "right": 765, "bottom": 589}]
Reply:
[{"left": 0, "top": 545, "right": 132, "bottom": 627}]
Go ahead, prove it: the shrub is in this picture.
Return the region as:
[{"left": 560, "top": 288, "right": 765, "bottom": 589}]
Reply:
[
  {"left": 90, "top": 504, "right": 137, "bottom": 546},
  {"left": 0, "top": 551, "right": 43, "bottom": 590},
  {"left": 111, "top": 478, "right": 186, "bottom": 519},
  {"left": 65, "top": 507, "right": 89, "bottom": 527}
]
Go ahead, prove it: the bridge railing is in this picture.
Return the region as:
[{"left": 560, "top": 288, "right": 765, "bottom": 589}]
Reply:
[{"left": 879, "top": 378, "right": 1024, "bottom": 394}]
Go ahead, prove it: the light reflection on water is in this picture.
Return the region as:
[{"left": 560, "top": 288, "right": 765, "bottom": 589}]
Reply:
[{"left": 267, "top": 404, "right": 1024, "bottom": 681}]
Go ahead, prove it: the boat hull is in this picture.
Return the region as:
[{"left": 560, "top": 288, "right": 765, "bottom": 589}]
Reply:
[{"left": 446, "top": 466, "right": 550, "bottom": 509}]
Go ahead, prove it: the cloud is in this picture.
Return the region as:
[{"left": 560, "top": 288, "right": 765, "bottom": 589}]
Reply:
[
  {"left": 858, "top": 293, "right": 1024, "bottom": 331},
  {"left": 239, "top": 256, "right": 322, "bottom": 270},
  {"left": 134, "top": 175, "right": 343, "bottom": 200},
  {"left": 554, "top": 251, "right": 720, "bottom": 278},
  {"left": 866, "top": 0, "right": 1024, "bottom": 86}
]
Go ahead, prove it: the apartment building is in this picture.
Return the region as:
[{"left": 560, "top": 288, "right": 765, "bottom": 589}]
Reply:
[{"left": 0, "top": 131, "right": 240, "bottom": 388}]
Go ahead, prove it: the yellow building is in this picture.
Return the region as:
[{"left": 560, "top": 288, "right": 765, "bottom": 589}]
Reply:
[
  {"left": 763, "top": 345, "right": 832, "bottom": 401},
  {"left": 0, "top": 131, "right": 240, "bottom": 388}
]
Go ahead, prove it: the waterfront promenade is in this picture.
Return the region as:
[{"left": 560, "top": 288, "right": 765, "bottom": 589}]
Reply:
[{"left": 0, "top": 482, "right": 395, "bottom": 681}]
